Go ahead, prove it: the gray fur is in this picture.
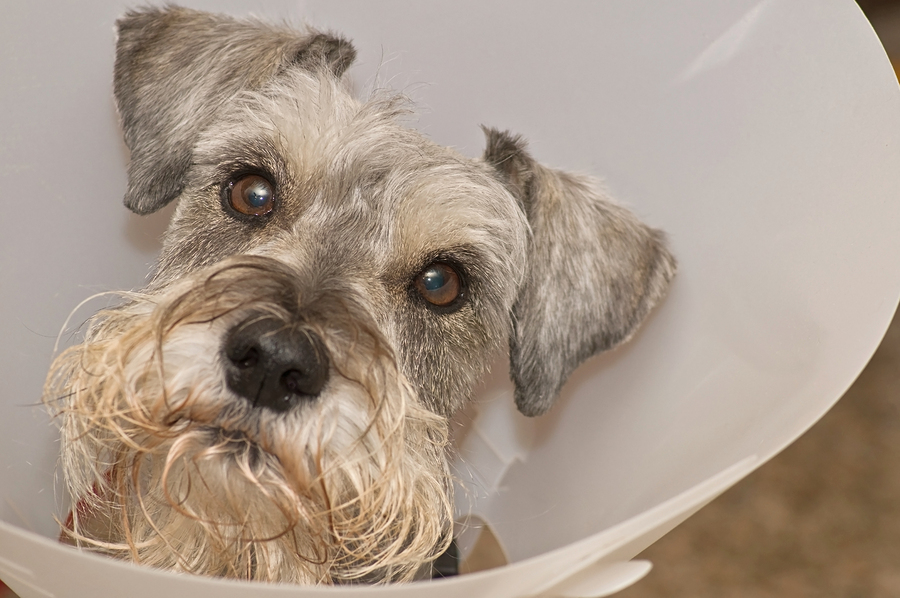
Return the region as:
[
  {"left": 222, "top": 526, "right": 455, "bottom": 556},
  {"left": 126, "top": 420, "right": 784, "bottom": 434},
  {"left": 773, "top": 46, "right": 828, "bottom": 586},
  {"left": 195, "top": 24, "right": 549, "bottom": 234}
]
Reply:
[
  {"left": 483, "top": 129, "right": 676, "bottom": 416},
  {"left": 50, "top": 5, "right": 677, "bottom": 583},
  {"left": 114, "top": 6, "right": 355, "bottom": 214},
  {"left": 116, "top": 6, "right": 675, "bottom": 418}
]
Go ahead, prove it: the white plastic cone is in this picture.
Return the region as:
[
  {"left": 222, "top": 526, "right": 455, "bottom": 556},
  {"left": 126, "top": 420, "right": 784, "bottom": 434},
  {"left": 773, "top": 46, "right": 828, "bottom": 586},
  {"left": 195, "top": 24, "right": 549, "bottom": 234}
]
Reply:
[{"left": 3, "top": 1, "right": 900, "bottom": 597}]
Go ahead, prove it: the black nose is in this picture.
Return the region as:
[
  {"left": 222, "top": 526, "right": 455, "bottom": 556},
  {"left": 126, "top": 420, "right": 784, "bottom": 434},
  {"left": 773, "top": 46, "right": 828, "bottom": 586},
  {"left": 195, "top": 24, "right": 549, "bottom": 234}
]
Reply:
[{"left": 222, "top": 318, "right": 329, "bottom": 413}]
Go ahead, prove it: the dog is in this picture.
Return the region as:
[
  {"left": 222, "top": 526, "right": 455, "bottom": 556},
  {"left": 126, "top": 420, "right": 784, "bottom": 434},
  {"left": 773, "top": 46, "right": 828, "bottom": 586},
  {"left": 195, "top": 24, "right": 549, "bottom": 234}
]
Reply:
[{"left": 43, "top": 5, "right": 676, "bottom": 586}]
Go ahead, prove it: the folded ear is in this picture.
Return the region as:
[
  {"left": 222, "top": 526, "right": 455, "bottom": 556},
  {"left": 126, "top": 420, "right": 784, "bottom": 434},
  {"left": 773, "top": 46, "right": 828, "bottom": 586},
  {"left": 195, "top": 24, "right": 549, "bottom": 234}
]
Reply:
[
  {"left": 482, "top": 128, "right": 676, "bottom": 417},
  {"left": 114, "top": 6, "right": 356, "bottom": 214}
]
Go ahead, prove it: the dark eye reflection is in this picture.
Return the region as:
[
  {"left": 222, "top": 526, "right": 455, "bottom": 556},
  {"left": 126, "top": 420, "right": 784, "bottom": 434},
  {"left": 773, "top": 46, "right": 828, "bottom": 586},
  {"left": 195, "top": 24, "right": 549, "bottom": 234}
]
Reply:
[
  {"left": 227, "top": 174, "right": 275, "bottom": 216},
  {"left": 414, "top": 262, "right": 462, "bottom": 307}
]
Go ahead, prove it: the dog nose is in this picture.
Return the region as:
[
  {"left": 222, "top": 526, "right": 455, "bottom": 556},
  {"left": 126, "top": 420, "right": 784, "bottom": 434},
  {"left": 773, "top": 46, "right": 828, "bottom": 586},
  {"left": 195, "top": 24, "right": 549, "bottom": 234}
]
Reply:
[{"left": 222, "top": 318, "right": 329, "bottom": 413}]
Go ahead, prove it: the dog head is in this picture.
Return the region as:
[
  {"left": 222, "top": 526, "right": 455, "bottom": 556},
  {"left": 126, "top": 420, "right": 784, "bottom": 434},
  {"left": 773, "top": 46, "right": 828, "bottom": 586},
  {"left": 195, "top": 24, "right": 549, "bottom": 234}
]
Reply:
[
  {"left": 46, "top": 5, "right": 675, "bottom": 585},
  {"left": 117, "top": 5, "right": 675, "bottom": 418}
]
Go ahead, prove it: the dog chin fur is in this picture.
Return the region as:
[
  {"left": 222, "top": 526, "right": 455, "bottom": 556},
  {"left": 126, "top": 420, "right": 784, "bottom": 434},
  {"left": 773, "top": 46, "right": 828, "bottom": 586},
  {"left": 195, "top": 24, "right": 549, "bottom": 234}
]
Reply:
[
  {"left": 44, "top": 5, "right": 676, "bottom": 586},
  {"left": 49, "top": 257, "right": 452, "bottom": 583}
]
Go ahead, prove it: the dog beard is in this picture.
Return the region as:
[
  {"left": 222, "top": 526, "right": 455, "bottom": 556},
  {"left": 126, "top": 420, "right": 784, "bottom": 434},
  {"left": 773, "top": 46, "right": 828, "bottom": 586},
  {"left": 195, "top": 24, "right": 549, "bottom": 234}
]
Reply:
[{"left": 45, "top": 257, "right": 452, "bottom": 584}]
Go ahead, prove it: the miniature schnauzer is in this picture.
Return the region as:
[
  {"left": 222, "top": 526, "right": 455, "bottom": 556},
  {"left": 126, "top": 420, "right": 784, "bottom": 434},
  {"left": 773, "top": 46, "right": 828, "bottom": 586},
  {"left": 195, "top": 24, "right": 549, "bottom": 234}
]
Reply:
[{"left": 44, "top": 6, "right": 676, "bottom": 586}]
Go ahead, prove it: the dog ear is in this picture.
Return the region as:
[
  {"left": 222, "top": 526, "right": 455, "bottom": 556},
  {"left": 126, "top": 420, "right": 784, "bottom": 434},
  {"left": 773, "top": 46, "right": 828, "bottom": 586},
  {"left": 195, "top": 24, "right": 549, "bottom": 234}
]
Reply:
[
  {"left": 482, "top": 128, "right": 676, "bottom": 417},
  {"left": 114, "top": 6, "right": 356, "bottom": 215}
]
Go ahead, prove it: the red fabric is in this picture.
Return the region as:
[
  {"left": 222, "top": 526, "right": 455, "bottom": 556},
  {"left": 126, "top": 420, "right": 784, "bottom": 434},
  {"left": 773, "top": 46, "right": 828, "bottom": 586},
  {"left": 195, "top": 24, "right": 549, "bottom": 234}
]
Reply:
[{"left": 62, "top": 468, "right": 115, "bottom": 538}]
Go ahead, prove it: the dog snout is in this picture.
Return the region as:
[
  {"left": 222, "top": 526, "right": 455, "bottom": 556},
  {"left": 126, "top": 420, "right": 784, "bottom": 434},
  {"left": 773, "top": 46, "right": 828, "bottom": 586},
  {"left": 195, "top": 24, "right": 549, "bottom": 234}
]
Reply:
[{"left": 222, "top": 317, "right": 330, "bottom": 413}]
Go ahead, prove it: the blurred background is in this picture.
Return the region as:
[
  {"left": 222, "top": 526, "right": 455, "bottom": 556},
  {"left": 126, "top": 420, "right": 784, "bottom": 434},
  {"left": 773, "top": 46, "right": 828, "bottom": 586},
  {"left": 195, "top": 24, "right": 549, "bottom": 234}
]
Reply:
[
  {"left": 617, "top": 4, "right": 900, "bottom": 596},
  {"left": 2, "top": 2, "right": 899, "bottom": 598}
]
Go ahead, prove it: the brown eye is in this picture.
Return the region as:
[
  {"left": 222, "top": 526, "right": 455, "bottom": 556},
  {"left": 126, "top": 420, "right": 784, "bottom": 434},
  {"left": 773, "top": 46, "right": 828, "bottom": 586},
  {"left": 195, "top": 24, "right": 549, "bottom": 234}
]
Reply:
[
  {"left": 228, "top": 174, "right": 275, "bottom": 216},
  {"left": 415, "top": 262, "right": 462, "bottom": 307}
]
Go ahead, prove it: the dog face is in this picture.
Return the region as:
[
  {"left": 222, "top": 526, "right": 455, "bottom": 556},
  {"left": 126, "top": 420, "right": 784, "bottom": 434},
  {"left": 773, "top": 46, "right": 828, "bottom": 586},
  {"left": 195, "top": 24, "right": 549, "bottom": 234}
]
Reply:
[
  {"left": 45, "top": 6, "right": 675, "bottom": 586},
  {"left": 152, "top": 68, "right": 529, "bottom": 419}
]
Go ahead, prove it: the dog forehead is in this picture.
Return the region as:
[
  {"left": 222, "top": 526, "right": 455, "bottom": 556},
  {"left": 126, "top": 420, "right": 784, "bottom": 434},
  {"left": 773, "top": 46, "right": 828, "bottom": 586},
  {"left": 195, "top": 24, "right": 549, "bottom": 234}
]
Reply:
[
  {"left": 274, "top": 161, "right": 529, "bottom": 292},
  {"left": 195, "top": 71, "right": 528, "bottom": 270}
]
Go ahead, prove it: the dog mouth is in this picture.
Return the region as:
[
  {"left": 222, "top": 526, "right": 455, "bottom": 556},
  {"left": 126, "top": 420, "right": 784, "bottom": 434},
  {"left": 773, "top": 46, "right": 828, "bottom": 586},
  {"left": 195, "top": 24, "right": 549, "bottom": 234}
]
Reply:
[
  {"left": 214, "top": 426, "right": 252, "bottom": 445},
  {"left": 202, "top": 426, "right": 268, "bottom": 469}
]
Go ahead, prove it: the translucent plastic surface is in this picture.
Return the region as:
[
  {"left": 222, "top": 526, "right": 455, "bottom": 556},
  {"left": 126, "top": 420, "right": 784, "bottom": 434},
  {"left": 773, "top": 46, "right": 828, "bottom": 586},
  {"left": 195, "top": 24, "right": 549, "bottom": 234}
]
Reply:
[{"left": 2, "top": 1, "right": 899, "bottom": 597}]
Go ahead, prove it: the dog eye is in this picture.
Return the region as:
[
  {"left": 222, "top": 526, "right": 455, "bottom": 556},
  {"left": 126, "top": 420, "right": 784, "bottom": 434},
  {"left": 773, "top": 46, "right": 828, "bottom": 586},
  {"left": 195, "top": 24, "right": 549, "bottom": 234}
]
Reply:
[
  {"left": 414, "top": 263, "right": 462, "bottom": 307},
  {"left": 228, "top": 174, "right": 275, "bottom": 216}
]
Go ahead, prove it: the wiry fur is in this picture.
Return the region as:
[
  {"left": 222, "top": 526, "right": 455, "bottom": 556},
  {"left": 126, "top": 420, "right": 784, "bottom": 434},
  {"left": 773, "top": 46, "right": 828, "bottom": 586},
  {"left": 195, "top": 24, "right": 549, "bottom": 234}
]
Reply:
[
  {"left": 45, "top": 5, "right": 676, "bottom": 586},
  {"left": 48, "top": 258, "right": 451, "bottom": 583},
  {"left": 483, "top": 130, "right": 677, "bottom": 416}
]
